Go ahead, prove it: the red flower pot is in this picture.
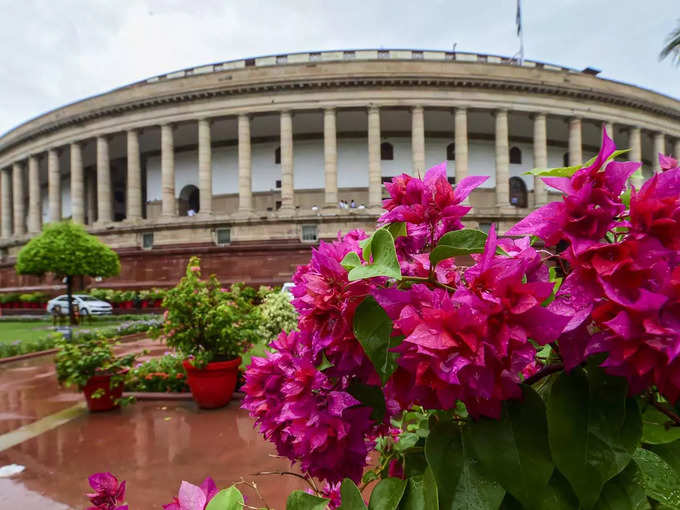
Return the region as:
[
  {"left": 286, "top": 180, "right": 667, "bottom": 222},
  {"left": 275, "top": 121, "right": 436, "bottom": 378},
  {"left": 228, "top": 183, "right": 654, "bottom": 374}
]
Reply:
[
  {"left": 182, "top": 357, "right": 241, "bottom": 409},
  {"left": 141, "top": 300, "right": 148, "bottom": 308},
  {"left": 82, "top": 373, "right": 125, "bottom": 412}
]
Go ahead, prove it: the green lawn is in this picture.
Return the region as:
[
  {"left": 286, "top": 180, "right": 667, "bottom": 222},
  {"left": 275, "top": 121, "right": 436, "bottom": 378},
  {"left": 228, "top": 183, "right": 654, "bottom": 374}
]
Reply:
[{"left": 0, "top": 319, "right": 126, "bottom": 344}]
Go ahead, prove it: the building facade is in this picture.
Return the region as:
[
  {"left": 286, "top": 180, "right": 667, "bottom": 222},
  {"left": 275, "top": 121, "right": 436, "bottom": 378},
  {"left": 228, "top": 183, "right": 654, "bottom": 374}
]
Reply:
[{"left": 1, "top": 49, "right": 679, "bottom": 292}]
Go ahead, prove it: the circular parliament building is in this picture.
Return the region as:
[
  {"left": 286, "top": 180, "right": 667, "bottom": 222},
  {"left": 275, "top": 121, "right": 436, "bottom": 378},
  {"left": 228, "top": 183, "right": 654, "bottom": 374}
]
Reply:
[{"left": 1, "top": 49, "right": 680, "bottom": 291}]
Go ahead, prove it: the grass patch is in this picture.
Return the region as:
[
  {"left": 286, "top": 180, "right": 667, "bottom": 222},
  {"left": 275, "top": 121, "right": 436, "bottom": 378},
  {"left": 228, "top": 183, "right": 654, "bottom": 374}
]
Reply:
[{"left": 0, "top": 319, "right": 125, "bottom": 344}]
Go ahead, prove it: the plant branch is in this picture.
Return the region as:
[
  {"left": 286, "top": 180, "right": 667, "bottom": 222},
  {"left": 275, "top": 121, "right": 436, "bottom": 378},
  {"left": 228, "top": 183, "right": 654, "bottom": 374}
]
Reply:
[
  {"left": 648, "top": 396, "right": 680, "bottom": 427},
  {"left": 252, "top": 471, "right": 317, "bottom": 492},
  {"left": 524, "top": 363, "right": 564, "bottom": 386},
  {"left": 400, "top": 276, "right": 456, "bottom": 293}
]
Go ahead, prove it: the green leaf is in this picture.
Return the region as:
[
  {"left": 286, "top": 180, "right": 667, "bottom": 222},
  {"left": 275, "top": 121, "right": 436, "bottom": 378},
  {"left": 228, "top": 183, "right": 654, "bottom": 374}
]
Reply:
[
  {"left": 339, "top": 479, "right": 368, "bottom": 510},
  {"left": 535, "top": 471, "right": 580, "bottom": 510},
  {"left": 593, "top": 461, "right": 650, "bottom": 510},
  {"left": 641, "top": 405, "right": 680, "bottom": 445},
  {"left": 466, "top": 386, "right": 554, "bottom": 509},
  {"left": 317, "top": 352, "right": 334, "bottom": 372},
  {"left": 634, "top": 449, "right": 680, "bottom": 509},
  {"left": 398, "top": 472, "right": 438, "bottom": 510},
  {"left": 425, "top": 421, "right": 505, "bottom": 510},
  {"left": 385, "top": 222, "right": 407, "bottom": 240},
  {"left": 347, "top": 380, "right": 387, "bottom": 422},
  {"left": 368, "top": 478, "right": 407, "bottom": 510},
  {"left": 206, "top": 487, "right": 245, "bottom": 510},
  {"left": 342, "top": 252, "right": 362, "bottom": 271},
  {"left": 429, "top": 229, "right": 488, "bottom": 268},
  {"left": 525, "top": 149, "right": 630, "bottom": 178},
  {"left": 648, "top": 439, "right": 680, "bottom": 478},
  {"left": 547, "top": 368, "right": 642, "bottom": 509},
  {"left": 349, "top": 229, "right": 402, "bottom": 281},
  {"left": 286, "top": 491, "right": 330, "bottom": 510},
  {"left": 353, "top": 296, "right": 398, "bottom": 383}
]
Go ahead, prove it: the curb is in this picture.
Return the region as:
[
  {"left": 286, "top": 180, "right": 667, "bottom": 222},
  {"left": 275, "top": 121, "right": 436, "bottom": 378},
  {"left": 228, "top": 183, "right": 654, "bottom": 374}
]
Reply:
[
  {"left": 124, "top": 391, "right": 244, "bottom": 402},
  {"left": 0, "top": 332, "right": 151, "bottom": 365}
]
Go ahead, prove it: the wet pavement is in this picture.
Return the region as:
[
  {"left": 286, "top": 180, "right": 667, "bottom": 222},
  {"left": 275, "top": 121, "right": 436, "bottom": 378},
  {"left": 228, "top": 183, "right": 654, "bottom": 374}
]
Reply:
[{"left": 0, "top": 341, "right": 306, "bottom": 509}]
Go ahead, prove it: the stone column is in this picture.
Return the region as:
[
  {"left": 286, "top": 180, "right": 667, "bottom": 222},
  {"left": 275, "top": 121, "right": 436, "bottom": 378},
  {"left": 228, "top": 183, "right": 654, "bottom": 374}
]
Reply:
[
  {"left": 161, "top": 124, "right": 176, "bottom": 217},
  {"left": 323, "top": 108, "right": 338, "bottom": 208},
  {"left": 96, "top": 136, "right": 112, "bottom": 223},
  {"left": 495, "top": 109, "right": 510, "bottom": 208},
  {"left": 127, "top": 129, "right": 142, "bottom": 221},
  {"left": 48, "top": 149, "right": 61, "bottom": 222},
  {"left": 674, "top": 139, "right": 680, "bottom": 162},
  {"left": 411, "top": 106, "right": 425, "bottom": 177},
  {"left": 568, "top": 117, "right": 582, "bottom": 166},
  {"left": 605, "top": 121, "right": 615, "bottom": 141},
  {"left": 70, "top": 143, "right": 84, "bottom": 224},
  {"left": 533, "top": 113, "right": 548, "bottom": 207},
  {"left": 86, "top": 172, "right": 96, "bottom": 224},
  {"left": 238, "top": 114, "right": 252, "bottom": 213},
  {"left": 629, "top": 127, "right": 643, "bottom": 188},
  {"left": 27, "top": 155, "right": 41, "bottom": 233},
  {"left": 1, "top": 168, "right": 11, "bottom": 238},
  {"left": 279, "top": 111, "right": 294, "bottom": 212},
  {"left": 12, "top": 163, "right": 25, "bottom": 235},
  {"left": 653, "top": 132, "right": 665, "bottom": 173},
  {"left": 454, "top": 108, "right": 469, "bottom": 184},
  {"left": 198, "top": 119, "right": 213, "bottom": 215},
  {"left": 368, "top": 106, "right": 382, "bottom": 208}
]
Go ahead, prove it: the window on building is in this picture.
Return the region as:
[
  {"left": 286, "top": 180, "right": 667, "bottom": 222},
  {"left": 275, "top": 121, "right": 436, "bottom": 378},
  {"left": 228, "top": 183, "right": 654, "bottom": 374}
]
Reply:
[
  {"left": 275, "top": 179, "right": 282, "bottom": 189},
  {"left": 563, "top": 152, "right": 569, "bottom": 167},
  {"left": 215, "top": 228, "right": 231, "bottom": 245},
  {"left": 275, "top": 200, "right": 282, "bottom": 210},
  {"left": 412, "top": 50, "right": 424, "bottom": 60},
  {"left": 509, "top": 177, "right": 528, "bottom": 208},
  {"left": 378, "top": 50, "right": 390, "bottom": 59},
  {"left": 142, "top": 233, "right": 154, "bottom": 250},
  {"left": 381, "top": 176, "right": 393, "bottom": 184},
  {"left": 478, "top": 222, "right": 493, "bottom": 234},
  {"left": 510, "top": 146, "right": 522, "bottom": 164},
  {"left": 309, "top": 52, "right": 321, "bottom": 61},
  {"left": 302, "top": 225, "right": 318, "bottom": 242},
  {"left": 276, "top": 55, "right": 288, "bottom": 65},
  {"left": 446, "top": 143, "right": 456, "bottom": 161},
  {"left": 343, "top": 51, "right": 356, "bottom": 60},
  {"left": 447, "top": 176, "right": 456, "bottom": 185},
  {"left": 380, "top": 142, "right": 394, "bottom": 161},
  {"left": 245, "top": 58, "right": 255, "bottom": 67},
  {"left": 275, "top": 147, "right": 281, "bottom": 164}
]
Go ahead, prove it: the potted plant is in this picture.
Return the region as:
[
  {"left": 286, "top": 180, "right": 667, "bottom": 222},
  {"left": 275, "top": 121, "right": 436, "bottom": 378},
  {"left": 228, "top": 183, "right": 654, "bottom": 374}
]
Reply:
[
  {"left": 54, "top": 335, "right": 137, "bottom": 412},
  {"left": 150, "top": 257, "right": 260, "bottom": 408}
]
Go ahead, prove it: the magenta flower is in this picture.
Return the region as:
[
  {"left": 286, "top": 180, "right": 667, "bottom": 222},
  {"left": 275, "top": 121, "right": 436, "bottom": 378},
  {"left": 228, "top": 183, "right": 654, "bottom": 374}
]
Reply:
[
  {"left": 242, "top": 330, "right": 375, "bottom": 483},
  {"left": 162, "top": 476, "right": 218, "bottom": 510},
  {"left": 507, "top": 129, "right": 638, "bottom": 255},
  {"left": 86, "top": 472, "right": 127, "bottom": 510},
  {"left": 659, "top": 153, "right": 679, "bottom": 172}
]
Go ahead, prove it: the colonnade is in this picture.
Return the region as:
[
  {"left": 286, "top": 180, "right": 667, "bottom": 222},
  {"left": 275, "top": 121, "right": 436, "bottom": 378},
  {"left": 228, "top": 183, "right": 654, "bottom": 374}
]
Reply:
[{"left": 1, "top": 106, "right": 679, "bottom": 241}]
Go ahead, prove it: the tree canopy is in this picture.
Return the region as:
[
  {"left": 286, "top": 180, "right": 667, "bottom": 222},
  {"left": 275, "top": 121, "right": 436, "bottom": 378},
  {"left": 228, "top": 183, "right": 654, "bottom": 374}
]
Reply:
[
  {"left": 660, "top": 20, "right": 680, "bottom": 64},
  {"left": 16, "top": 221, "right": 120, "bottom": 278}
]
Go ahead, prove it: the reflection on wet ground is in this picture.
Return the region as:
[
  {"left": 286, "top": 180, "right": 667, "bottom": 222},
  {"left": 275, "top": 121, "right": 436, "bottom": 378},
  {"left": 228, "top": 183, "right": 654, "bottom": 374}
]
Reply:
[{"left": 0, "top": 340, "right": 305, "bottom": 509}]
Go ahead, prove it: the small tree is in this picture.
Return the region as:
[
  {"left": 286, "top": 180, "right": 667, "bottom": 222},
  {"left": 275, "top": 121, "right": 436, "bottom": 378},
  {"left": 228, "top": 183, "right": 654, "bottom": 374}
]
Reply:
[{"left": 16, "top": 222, "right": 120, "bottom": 324}]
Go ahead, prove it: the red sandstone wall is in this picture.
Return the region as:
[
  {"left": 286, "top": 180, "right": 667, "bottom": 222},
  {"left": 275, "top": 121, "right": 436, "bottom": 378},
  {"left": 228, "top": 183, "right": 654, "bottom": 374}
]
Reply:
[{"left": 0, "top": 241, "right": 315, "bottom": 294}]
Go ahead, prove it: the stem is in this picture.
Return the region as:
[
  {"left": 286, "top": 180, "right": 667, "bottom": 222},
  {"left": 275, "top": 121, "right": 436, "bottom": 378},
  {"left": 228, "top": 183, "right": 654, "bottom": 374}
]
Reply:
[
  {"left": 524, "top": 363, "right": 564, "bottom": 386},
  {"left": 648, "top": 396, "right": 680, "bottom": 427},
  {"left": 253, "top": 471, "right": 318, "bottom": 492},
  {"left": 400, "top": 276, "right": 456, "bottom": 293}
]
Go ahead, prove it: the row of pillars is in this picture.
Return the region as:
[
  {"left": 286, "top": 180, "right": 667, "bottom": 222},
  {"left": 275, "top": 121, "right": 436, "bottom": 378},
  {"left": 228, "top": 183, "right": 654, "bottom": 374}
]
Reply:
[{"left": 1, "top": 107, "right": 678, "bottom": 240}]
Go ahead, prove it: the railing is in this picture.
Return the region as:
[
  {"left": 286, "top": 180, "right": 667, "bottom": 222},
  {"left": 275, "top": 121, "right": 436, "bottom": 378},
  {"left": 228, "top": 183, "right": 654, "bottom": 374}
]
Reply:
[{"left": 142, "top": 49, "right": 577, "bottom": 85}]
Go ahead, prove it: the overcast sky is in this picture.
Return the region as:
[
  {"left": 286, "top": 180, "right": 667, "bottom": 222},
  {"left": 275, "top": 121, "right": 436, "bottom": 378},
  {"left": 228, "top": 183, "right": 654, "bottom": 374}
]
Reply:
[{"left": 0, "top": 0, "right": 678, "bottom": 136}]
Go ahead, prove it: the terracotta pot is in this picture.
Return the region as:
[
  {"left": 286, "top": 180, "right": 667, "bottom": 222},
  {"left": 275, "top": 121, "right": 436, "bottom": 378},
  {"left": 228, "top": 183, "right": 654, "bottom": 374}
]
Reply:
[
  {"left": 182, "top": 357, "right": 241, "bottom": 409},
  {"left": 82, "top": 373, "right": 125, "bottom": 412}
]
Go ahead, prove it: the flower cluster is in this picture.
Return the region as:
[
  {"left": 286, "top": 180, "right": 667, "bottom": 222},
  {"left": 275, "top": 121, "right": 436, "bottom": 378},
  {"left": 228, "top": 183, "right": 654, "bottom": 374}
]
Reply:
[
  {"left": 510, "top": 132, "right": 680, "bottom": 402},
  {"left": 242, "top": 329, "right": 374, "bottom": 483},
  {"left": 86, "top": 472, "right": 127, "bottom": 510},
  {"left": 162, "top": 476, "right": 218, "bottom": 510}
]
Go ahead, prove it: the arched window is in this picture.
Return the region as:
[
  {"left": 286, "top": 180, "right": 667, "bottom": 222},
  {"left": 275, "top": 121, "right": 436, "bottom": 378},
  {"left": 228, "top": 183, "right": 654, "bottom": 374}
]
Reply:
[
  {"left": 380, "top": 142, "right": 394, "bottom": 161},
  {"left": 446, "top": 143, "right": 455, "bottom": 161},
  {"left": 275, "top": 147, "right": 281, "bottom": 164},
  {"left": 509, "top": 177, "right": 528, "bottom": 208},
  {"left": 509, "top": 146, "right": 522, "bottom": 164},
  {"left": 563, "top": 152, "right": 569, "bottom": 167},
  {"left": 179, "top": 184, "right": 200, "bottom": 216}
]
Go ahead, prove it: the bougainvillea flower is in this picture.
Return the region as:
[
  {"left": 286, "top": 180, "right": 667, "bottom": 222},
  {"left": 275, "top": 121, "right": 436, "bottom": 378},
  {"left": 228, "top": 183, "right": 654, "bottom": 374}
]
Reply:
[
  {"left": 162, "top": 477, "right": 218, "bottom": 510},
  {"left": 659, "top": 153, "right": 679, "bottom": 171},
  {"left": 86, "top": 472, "right": 127, "bottom": 510},
  {"left": 380, "top": 163, "right": 487, "bottom": 246},
  {"left": 307, "top": 482, "right": 343, "bottom": 510},
  {"left": 242, "top": 330, "right": 375, "bottom": 484},
  {"left": 507, "top": 129, "right": 638, "bottom": 254}
]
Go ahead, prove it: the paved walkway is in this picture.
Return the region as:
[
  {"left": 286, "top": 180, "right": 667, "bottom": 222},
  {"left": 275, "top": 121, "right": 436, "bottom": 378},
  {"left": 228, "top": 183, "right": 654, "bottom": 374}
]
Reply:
[{"left": 0, "top": 341, "right": 305, "bottom": 509}]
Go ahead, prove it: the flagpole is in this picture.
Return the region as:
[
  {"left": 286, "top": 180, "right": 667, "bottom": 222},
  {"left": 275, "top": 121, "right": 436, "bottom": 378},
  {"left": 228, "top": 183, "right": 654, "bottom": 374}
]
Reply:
[{"left": 517, "top": 0, "right": 525, "bottom": 65}]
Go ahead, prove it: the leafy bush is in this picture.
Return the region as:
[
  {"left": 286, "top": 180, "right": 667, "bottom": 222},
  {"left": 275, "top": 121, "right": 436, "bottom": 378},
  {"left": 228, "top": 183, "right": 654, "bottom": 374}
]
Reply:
[
  {"left": 54, "top": 335, "right": 136, "bottom": 390},
  {"left": 0, "top": 335, "right": 60, "bottom": 358},
  {"left": 256, "top": 290, "right": 297, "bottom": 344},
  {"left": 125, "top": 353, "right": 189, "bottom": 393},
  {"left": 149, "top": 257, "right": 260, "bottom": 367}
]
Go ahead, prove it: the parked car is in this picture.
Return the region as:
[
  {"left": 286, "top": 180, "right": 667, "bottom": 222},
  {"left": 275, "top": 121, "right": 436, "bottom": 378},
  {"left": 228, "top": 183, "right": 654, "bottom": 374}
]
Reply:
[
  {"left": 281, "top": 282, "right": 295, "bottom": 299},
  {"left": 46, "top": 294, "right": 113, "bottom": 316}
]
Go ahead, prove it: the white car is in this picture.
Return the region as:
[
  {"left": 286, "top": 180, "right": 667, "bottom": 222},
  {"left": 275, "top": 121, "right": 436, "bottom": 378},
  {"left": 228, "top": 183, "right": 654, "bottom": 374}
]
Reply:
[
  {"left": 46, "top": 294, "right": 113, "bottom": 316},
  {"left": 281, "top": 282, "right": 295, "bottom": 299}
]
